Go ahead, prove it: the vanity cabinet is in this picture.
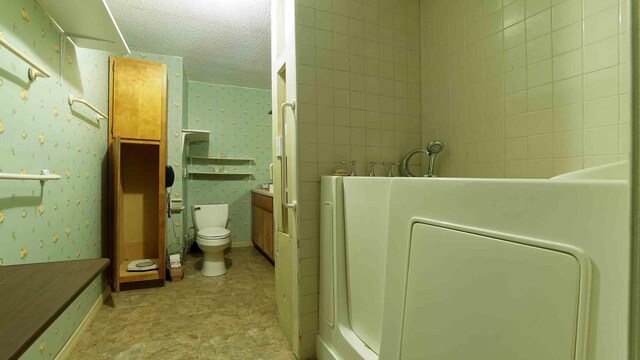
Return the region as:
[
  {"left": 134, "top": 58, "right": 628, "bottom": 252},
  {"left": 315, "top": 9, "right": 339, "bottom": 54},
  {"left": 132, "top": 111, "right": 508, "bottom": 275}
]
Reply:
[
  {"left": 252, "top": 191, "right": 274, "bottom": 262},
  {"left": 108, "top": 56, "right": 167, "bottom": 292}
]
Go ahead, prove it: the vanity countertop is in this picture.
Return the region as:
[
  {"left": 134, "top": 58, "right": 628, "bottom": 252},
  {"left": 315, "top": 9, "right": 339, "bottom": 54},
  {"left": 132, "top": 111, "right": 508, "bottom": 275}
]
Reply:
[
  {"left": 0, "top": 258, "right": 109, "bottom": 360},
  {"left": 251, "top": 188, "right": 273, "bottom": 198}
]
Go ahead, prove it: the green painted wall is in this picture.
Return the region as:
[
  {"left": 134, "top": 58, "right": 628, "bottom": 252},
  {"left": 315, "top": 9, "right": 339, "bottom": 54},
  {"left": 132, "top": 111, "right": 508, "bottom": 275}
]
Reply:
[
  {"left": 187, "top": 82, "right": 272, "bottom": 244},
  {"left": 0, "top": 1, "right": 109, "bottom": 358}
]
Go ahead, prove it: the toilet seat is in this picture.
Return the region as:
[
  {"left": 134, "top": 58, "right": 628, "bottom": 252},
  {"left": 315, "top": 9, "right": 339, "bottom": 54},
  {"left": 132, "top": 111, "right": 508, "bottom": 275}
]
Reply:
[
  {"left": 198, "top": 227, "right": 230, "bottom": 239},
  {"left": 196, "top": 227, "right": 231, "bottom": 247},
  {"left": 196, "top": 237, "right": 230, "bottom": 247}
]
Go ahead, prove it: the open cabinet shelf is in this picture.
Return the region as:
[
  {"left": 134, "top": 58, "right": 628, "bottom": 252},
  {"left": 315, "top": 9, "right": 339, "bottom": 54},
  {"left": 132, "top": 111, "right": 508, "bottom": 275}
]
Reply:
[
  {"left": 111, "top": 139, "right": 166, "bottom": 290},
  {"left": 118, "top": 259, "right": 162, "bottom": 283}
]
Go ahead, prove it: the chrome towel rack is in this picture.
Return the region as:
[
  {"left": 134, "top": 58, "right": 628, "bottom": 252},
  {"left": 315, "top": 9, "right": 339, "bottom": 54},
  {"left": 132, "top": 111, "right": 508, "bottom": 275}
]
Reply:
[
  {"left": 68, "top": 95, "right": 108, "bottom": 120},
  {"left": 0, "top": 170, "right": 61, "bottom": 182},
  {"left": 0, "top": 37, "right": 50, "bottom": 81}
]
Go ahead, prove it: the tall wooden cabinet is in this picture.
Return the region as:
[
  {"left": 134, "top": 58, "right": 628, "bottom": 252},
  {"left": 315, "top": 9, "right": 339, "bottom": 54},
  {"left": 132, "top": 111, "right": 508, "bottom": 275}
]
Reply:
[{"left": 108, "top": 57, "right": 167, "bottom": 292}]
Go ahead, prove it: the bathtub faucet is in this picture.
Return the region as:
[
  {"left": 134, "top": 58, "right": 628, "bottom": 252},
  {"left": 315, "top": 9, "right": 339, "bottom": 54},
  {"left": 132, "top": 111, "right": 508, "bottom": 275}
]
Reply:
[
  {"left": 340, "top": 160, "right": 357, "bottom": 176},
  {"left": 387, "top": 162, "right": 399, "bottom": 177},
  {"left": 369, "top": 161, "right": 384, "bottom": 177}
]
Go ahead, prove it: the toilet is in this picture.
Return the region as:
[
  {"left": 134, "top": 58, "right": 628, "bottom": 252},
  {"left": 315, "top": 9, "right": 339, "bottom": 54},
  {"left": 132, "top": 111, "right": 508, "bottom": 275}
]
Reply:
[{"left": 192, "top": 204, "right": 231, "bottom": 276}]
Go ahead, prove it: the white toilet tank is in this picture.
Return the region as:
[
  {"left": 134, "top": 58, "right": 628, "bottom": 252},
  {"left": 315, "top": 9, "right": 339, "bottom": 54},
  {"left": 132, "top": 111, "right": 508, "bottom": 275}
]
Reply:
[{"left": 192, "top": 204, "right": 228, "bottom": 230}]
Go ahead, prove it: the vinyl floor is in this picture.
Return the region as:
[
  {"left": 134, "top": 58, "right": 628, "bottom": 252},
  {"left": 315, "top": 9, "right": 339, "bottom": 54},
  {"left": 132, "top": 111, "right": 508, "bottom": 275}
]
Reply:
[{"left": 68, "top": 247, "right": 295, "bottom": 360}]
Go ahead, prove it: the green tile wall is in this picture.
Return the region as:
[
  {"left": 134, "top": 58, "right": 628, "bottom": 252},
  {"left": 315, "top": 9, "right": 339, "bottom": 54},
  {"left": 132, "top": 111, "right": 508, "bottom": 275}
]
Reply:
[
  {"left": 187, "top": 81, "right": 272, "bottom": 244},
  {"left": 0, "top": 0, "right": 110, "bottom": 358}
]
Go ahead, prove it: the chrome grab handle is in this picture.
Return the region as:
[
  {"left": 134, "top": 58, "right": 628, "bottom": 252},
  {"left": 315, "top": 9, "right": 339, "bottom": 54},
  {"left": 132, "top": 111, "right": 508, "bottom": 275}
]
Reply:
[{"left": 280, "top": 101, "right": 297, "bottom": 210}]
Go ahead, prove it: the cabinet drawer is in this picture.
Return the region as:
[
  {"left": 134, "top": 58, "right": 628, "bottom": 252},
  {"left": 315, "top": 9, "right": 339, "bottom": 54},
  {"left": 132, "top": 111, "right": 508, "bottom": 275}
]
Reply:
[{"left": 252, "top": 193, "right": 273, "bottom": 212}]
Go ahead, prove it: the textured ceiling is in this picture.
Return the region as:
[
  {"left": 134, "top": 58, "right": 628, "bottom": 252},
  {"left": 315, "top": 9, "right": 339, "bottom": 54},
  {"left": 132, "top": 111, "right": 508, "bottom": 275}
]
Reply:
[{"left": 105, "top": 0, "right": 271, "bottom": 89}]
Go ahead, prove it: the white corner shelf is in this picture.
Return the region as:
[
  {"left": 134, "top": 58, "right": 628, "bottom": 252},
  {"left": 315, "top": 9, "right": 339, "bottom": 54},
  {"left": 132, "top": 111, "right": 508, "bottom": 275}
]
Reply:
[
  {"left": 36, "top": 0, "right": 130, "bottom": 53},
  {"left": 187, "top": 156, "right": 254, "bottom": 162},
  {"left": 188, "top": 171, "right": 254, "bottom": 177},
  {"left": 181, "top": 129, "right": 210, "bottom": 153},
  {"left": 182, "top": 129, "right": 210, "bottom": 142}
]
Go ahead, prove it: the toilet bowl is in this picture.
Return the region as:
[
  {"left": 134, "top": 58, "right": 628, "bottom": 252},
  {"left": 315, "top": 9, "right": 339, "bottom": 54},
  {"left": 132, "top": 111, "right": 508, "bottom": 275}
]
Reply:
[{"left": 192, "top": 204, "right": 231, "bottom": 276}]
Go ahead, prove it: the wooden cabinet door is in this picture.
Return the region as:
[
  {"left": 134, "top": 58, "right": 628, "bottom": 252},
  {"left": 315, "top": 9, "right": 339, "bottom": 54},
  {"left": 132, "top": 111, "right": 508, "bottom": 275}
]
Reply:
[
  {"left": 262, "top": 210, "right": 274, "bottom": 261},
  {"left": 110, "top": 137, "right": 122, "bottom": 292},
  {"left": 110, "top": 57, "right": 166, "bottom": 141},
  {"left": 253, "top": 205, "right": 263, "bottom": 248}
]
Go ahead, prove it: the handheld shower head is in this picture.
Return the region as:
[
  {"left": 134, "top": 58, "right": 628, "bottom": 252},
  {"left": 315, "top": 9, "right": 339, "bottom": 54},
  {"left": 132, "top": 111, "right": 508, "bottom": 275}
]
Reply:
[
  {"left": 427, "top": 140, "right": 444, "bottom": 155},
  {"left": 426, "top": 140, "right": 444, "bottom": 177},
  {"left": 399, "top": 140, "right": 446, "bottom": 177}
]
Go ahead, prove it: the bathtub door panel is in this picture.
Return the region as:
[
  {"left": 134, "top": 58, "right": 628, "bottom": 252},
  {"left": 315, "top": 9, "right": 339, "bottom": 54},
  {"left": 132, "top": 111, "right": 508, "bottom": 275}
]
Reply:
[
  {"left": 343, "top": 178, "right": 392, "bottom": 355},
  {"left": 400, "top": 224, "right": 582, "bottom": 360}
]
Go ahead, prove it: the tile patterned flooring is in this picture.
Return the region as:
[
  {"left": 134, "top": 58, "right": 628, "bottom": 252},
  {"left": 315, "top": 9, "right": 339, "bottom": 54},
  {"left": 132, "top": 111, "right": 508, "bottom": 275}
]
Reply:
[{"left": 69, "top": 247, "right": 296, "bottom": 359}]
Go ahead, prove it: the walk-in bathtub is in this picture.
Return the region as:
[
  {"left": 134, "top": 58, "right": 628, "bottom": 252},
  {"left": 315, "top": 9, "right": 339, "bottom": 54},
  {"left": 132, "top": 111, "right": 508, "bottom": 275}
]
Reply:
[{"left": 318, "top": 163, "right": 629, "bottom": 360}]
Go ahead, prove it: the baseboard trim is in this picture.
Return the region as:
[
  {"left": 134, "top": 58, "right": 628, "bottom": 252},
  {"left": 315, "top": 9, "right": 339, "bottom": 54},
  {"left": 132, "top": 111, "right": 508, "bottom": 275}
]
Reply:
[
  {"left": 231, "top": 241, "right": 254, "bottom": 248},
  {"left": 55, "top": 287, "right": 109, "bottom": 360}
]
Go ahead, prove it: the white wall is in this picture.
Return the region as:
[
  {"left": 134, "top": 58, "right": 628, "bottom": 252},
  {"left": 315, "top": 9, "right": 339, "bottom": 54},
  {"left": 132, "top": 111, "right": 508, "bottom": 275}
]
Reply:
[
  {"left": 420, "top": 0, "right": 631, "bottom": 178},
  {"left": 294, "top": 0, "right": 422, "bottom": 356}
]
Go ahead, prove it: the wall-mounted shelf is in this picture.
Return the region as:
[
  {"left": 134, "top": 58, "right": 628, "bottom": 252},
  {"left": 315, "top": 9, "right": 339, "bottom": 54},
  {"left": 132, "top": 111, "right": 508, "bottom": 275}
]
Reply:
[
  {"left": 188, "top": 156, "right": 254, "bottom": 162},
  {"left": 182, "top": 129, "right": 210, "bottom": 142},
  {"left": 0, "top": 170, "right": 61, "bottom": 182},
  {"left": 36, "top": 0, "right": 130, "bottom": 53},
  {"left": 188, "top": 171, "right": 254, "bottom": 177},
  {"left": 181, "top": 129, "right": 210, "bottom": 153}
]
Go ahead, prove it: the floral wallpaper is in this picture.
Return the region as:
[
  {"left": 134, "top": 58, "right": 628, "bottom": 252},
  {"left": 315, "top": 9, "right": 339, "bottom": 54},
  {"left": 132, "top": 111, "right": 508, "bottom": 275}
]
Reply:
[
  {"left": 181, "top": 65, "right": 189, "bottom": 252},
  {"left": 0, "top": 0, "right": 270, "bottom": 357},
  {"left": 187, "top": 82, "right": 272, "bottom": 244},
  {"left": 0, "top": 0, "right": 110, "bottom": 359}
]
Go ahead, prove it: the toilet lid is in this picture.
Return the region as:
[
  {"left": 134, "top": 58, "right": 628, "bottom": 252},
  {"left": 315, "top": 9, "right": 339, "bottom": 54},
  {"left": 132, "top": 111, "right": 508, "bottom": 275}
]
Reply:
[{"left": 198, "top": 227, "right": 230, "bottom": 239}]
